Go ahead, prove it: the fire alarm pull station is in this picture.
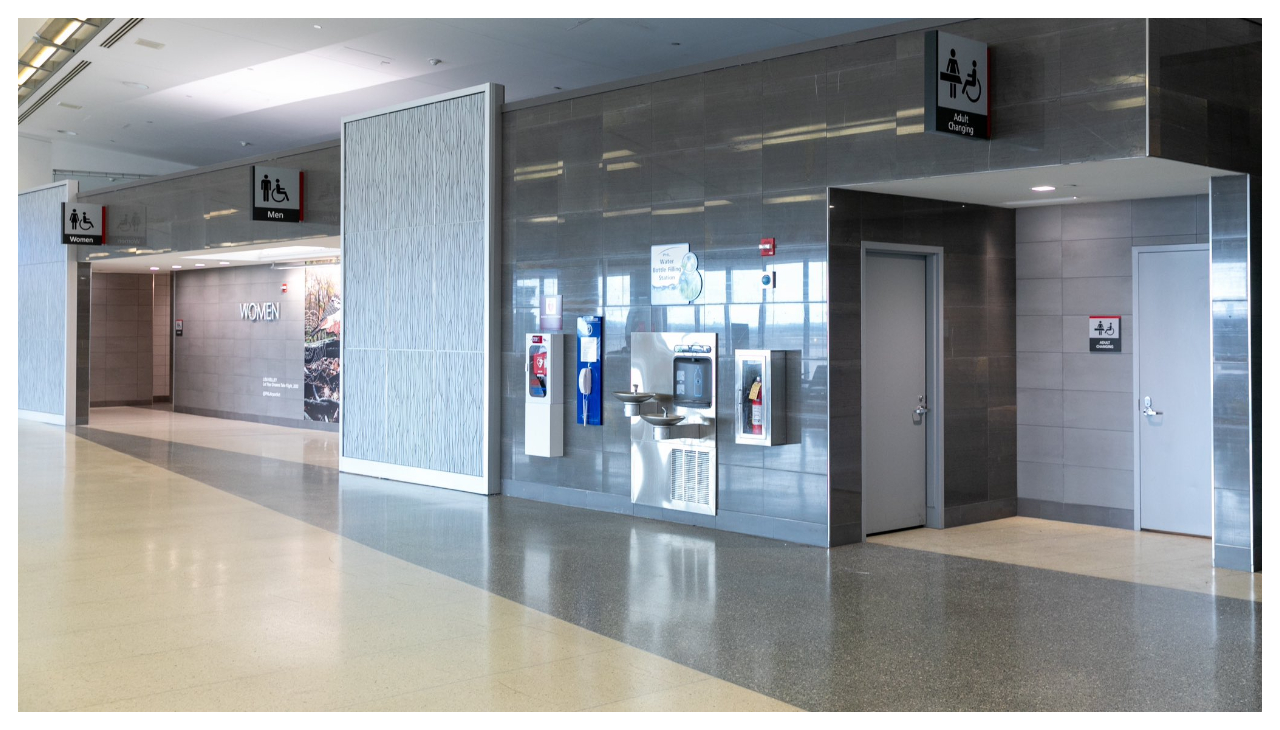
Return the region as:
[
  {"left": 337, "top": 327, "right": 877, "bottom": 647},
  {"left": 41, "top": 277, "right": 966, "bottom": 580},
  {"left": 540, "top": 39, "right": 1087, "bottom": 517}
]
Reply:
[
  {"left": 576, "top": 316, "right": 603, "bottom": 426},
  {"left": 735, "top": 349, "right": 786, "bottom": 446},
  {"left": 525, "top": 333, "right": 564, "bottom": 457}
]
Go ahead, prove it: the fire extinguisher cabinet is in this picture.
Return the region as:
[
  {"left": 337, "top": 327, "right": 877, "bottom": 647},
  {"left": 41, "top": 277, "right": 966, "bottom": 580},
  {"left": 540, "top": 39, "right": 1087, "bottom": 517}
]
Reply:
[{"left": 734, "top": 349, "right": 785, "bottom": 446}]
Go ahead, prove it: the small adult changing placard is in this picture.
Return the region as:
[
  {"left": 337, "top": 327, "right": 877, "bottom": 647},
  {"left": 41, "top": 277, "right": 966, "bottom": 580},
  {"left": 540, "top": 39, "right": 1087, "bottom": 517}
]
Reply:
[{"left": 1089, "top": 316, "right": 1121, "bottom": 352}]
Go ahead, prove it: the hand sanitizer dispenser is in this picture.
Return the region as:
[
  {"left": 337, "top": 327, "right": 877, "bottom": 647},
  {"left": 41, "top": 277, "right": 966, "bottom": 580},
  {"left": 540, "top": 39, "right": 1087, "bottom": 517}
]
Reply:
[{"left": 525, "top": 333, "right": 564, "bottom": 457}]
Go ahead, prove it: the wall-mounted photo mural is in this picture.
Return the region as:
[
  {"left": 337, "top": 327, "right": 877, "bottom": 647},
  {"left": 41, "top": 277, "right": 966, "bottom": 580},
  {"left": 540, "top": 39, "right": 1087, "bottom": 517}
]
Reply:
[{"left": 304, "top": 264, "right": 341, "bottom": 422}]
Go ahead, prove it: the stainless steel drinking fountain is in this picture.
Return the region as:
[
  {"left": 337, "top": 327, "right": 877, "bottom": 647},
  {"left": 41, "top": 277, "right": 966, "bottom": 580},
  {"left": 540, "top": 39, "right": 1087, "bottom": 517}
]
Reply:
[{"left": 613, "top": 332, "right": 717, "bottom": 516}]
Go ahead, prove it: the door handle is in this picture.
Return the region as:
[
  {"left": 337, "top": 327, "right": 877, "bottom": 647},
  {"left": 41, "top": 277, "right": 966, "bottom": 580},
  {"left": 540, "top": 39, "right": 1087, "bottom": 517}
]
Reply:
[
  {"left": 914, "top": 395, "right": 929, "bottom": 416},
  {"left": 1141, "top": 396, "right": 1163, "bottom": 417}
]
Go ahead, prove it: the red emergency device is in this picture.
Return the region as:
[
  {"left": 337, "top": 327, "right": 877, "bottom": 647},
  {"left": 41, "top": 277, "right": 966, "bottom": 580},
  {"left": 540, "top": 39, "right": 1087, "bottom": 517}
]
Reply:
[{"left": 750, "top": 376, "right": 763, "bottom": 435}]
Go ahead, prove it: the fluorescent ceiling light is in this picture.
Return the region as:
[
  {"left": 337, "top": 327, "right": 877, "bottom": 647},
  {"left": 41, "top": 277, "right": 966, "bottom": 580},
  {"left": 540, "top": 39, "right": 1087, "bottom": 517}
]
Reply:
[
  {"left": 184, "top": 245, "right": 336, "bottom": 263},
  {"left": 149, "top": 266, "right": 159, "bottom": 270},
  {"left": 1004, "top": 196, "right": 1079, "bottom": 207},
  {"left": 1031, "top": 185, "right": 1056, "bottom": 192},
  {"left": 18, "top": 66, "right": 37, "bottom": 85},
  {"left": 219, "top": 261, "right": 230, "bottom": 265},
  {"left": 53, "top": 20, "right": 83, "bottom": 45},
  {"left": 195, "top": 263, "right": 205, "bottom": 267},
  {"left": 29, "top": 45, "right": 57, "bottom": 69},
  {"left": 171, "top": 265, "right": 182, "bottom": 269}
]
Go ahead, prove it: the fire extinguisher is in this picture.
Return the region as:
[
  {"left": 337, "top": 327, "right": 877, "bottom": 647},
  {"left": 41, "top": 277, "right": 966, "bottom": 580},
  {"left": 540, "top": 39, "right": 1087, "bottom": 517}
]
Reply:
[{"left": 750, "top": 376, "right": 763, "bottom": 435}]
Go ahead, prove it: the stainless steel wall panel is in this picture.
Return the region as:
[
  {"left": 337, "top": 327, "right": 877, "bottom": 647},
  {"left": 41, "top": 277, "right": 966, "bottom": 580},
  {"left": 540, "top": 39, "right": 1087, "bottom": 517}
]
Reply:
[{"left": 18, "top": 183, "right": 70, "bottom": 417}]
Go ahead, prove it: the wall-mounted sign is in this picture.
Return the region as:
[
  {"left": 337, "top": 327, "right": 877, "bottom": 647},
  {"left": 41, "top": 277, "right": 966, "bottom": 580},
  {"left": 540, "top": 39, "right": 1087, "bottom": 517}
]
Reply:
[
  {"left": 240, "top": 302, "right": 282, "bottom": 321},
  {"left": 925, "top": 30, "right": 990, "bottom": 140},
  {"left": 175, "top": 319, "right": 183, "bottom": 337},
  {"left": 540, "top": 294, "right": 563, "bottom": 331},
  {"left": 107, "top": 204, "right": 147, "bottom": 247},
  {"left": 61, "top": 203, "right": 105, "bottom": 245},
  {"left": 652, "top": 243, "right": 702, "bottom": 304},
  {"left": 1089, "top": 316, "right": 1122, "bottom": 352},
  {"left": 251, "top": 165, "right": 303, "bottom": 222}
]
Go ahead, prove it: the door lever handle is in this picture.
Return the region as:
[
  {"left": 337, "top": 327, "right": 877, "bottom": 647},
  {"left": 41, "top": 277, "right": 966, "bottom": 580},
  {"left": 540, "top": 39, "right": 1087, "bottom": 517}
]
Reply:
[
  {"left": 1141, "top": 396, "right": 1163, "bottom": 417},
  {"left": 913, "top": 395, "right": 929, "bottom": 416}
]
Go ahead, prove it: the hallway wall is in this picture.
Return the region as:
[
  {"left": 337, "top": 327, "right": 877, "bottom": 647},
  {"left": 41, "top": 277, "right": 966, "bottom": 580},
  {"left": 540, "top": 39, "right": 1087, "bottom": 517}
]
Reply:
[
  {"left": 89, "top": 272, "right": 154, "bottom": 406},
  {"left": 1014, "top": 195, "right": 1209, "bottom": 527}
]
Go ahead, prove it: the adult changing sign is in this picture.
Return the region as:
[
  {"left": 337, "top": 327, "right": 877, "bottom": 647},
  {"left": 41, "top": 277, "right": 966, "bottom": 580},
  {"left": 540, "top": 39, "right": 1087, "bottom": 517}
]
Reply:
[
  {"left": 925, "top": 30, "right": 990, "bottom": 140},
  {"left": 61, "top": 203, "right": 105, "bottom": 245},
  {"left": 1089, "top": 316, "right": 1122, "bottom": 352}
]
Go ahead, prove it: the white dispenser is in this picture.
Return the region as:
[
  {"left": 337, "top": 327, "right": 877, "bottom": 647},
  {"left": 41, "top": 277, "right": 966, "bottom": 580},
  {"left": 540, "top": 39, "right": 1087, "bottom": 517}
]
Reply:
[{"left": 525, "top": 333, "right": 564, "bottom": 457}]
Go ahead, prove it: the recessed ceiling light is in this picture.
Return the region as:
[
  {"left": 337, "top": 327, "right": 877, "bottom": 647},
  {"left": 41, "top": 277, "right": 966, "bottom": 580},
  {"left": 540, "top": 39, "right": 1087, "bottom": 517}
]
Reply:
[
  {"left": 57, "top": 129, "right": 77, "bottom": 135},
  {"left": 134, "top": 38, "right": 165, "bottom": 50},
  {"left": 122, "top": 81, "right": 149, "bottom": 90},
  {"left": 149, "top": 266, "right": 159, "bottom": 271},
  {"left": 195, "top": 263, "right": 205, "bottom": 267},
  {"left": 53, "top": 19, "right": 84, "bottom": 46},
  {"left": 57, "top": 101, "right": 83, "bottom": 110},
  {"left": 219, "top": 261, "right": 230, "bottom": 265},
  {"left": 313, "top": 24, "right": 322, "bottom": 29},
  {"left": 1031, "top": 185, "right": 1056, "bottom": 192},
  {"left": 171, "top": 265, "right": 182, "bottom": 269}
]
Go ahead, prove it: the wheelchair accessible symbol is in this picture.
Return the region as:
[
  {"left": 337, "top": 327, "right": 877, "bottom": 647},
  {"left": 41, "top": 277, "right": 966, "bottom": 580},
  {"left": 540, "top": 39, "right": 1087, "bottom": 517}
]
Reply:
[
  {"left": 940, "top": 48, "right": 982, "bottom": 103},
  {"left": 260, "top": 174, "right": 291, "bottom": 203}
]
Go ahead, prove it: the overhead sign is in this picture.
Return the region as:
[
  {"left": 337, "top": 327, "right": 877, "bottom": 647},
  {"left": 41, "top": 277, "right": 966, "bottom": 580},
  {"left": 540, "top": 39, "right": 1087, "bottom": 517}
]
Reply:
[
  {"left": 251, "top": 165, "right": 303, "bottom": 222},
  {"left": 1089, "top": 316, "right": 1122, "bottom": 352},
  {"left": 61, "top": 203, "right": 105, "bottom": 245},
  {"left": 107, "top": 204, "right": 147, "bottom": 247},
  {"left": 651, "top": 243, "right": 702, "bottom": 305},
  {"left": 925, "top": 30, "right": 990, "bottom": 140}
]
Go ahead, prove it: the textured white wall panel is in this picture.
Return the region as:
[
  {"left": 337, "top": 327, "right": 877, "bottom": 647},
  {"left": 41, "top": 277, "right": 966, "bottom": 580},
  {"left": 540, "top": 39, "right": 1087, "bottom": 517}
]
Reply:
[
  {"left": 18, "top": 186, "right": 69, "bottom": 416},
  {"left": 342, "top": 88, "right": 496, "bottom": 485}
]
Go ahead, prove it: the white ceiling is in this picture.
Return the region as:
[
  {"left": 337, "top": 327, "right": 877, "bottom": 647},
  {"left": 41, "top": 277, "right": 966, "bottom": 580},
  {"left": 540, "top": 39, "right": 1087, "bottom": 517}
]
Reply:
[
  {"left": 844, "top": 157, "right": 1233, "bottom": 209},
  {"left": 88, "top": 237, "right": 339, "bottom": 273},
  {"left": 20, "top": 17, "right": 909, "bottom": 167}
]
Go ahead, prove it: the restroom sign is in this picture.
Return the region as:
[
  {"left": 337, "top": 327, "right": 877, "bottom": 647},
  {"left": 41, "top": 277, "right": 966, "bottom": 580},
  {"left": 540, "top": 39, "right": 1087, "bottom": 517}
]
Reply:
[
  {"left": 251, "top": 165, "right": 303, "bottom": 222},
  {"left": 924, "top": 30, "right": 990, "bottom": 140},
  {"left": 61, "top": 203, "right": 105, "bottom": 245},
  {"left": 1089, "top": 316, "right": 1122, "bottom": 352}
]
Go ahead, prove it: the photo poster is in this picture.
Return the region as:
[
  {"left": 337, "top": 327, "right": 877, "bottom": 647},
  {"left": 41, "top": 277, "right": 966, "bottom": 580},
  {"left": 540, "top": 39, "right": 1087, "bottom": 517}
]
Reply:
[{"left": 304, "top": 264, "right": 341, "bottom": 422}]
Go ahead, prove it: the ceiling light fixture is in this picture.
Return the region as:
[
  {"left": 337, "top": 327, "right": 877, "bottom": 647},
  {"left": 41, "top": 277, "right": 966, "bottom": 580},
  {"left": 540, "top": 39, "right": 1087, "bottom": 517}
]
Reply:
[
  {"left": 195, "top": 263, "right": 206, "bottom": 267},
  {"left": 18, "top": 66, "right": 37, "bottom": 85},
  {"left": 219, "top": 261, "right": 230, "bottom": 265},
  {"left": 313, "top": 24, "right": 322, "bottom": 29},
  {"left": 171, "top": 265, "right": 182, "bottom": 269},
  {"left": 428, "top": 58, "right": 443, "bottom": 66},
  {"left": 52, "top": 19, "right": 84, "bottom": 46},
  {"left": 57, "top": 129, "right": 77, "bottom": 135},
  {"left": 1031, "top": 185, "right": 1056, "bottom": 192},
  {"left": 149, "top": 266, "right": 159, "bottom": 271},
  {"left": 122, "top": 81, "right": 149, "bottom": 90},
  {"left": 30, "top": 44, "right": 58, "bottom": 69}
]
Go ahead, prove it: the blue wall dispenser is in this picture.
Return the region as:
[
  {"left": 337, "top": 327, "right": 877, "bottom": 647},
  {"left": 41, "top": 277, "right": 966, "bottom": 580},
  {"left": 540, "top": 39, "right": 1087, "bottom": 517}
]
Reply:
[{"left": 576, "top": 316, "right": 603, "bottom": 426}]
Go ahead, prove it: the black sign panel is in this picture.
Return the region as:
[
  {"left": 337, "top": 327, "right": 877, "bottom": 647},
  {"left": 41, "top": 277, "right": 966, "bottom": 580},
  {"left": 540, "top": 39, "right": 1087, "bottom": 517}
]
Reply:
[
  {"left": 925, "top": 30, "right": 991, "bottom": 140},
  {"left": 62, "top": 203, "right": 105, "bottom": 245},
  {"left": 251, "top": 165, "right": 304, "bottom": 222},
  {"left": 1089, "top": 316, "right": 1122, "bottom": 352}
]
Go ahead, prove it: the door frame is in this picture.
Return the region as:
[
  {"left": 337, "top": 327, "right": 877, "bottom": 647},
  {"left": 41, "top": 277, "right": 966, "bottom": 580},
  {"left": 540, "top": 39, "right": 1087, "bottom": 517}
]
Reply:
[
  {"left": 860, "top": 241, "right": 946, "bottom": 536},
  {"left": 1130, "top": 241, "right": 1211, "bottom": 532}
]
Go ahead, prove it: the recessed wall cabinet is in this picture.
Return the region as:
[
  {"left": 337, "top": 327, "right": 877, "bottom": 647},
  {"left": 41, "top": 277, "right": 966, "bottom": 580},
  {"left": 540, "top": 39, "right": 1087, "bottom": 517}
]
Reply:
[{"left": 734, "top": 349, "right": 785, "bottom": 446}]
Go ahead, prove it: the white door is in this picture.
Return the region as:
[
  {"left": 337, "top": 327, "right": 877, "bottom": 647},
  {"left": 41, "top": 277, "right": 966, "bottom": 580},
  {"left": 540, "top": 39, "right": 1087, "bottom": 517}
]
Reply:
[
  {"left": 863, "top": 252, "right": 928, "bottom": 535},
  {"left": 1136, "top": 247, "right": 1212, "bottom": 536}
]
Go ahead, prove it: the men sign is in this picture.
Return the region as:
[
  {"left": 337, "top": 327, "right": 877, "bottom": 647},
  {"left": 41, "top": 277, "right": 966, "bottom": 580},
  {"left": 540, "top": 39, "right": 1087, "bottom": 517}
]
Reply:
[
  {"left": 924, "top": 30, "right": 990, "bottom": 140},
  {"left": 251, "top": 165, "right": 303, "bottom": 222},
  {"left": 62, "top": 203, "right": 105, "bottom": 245}
]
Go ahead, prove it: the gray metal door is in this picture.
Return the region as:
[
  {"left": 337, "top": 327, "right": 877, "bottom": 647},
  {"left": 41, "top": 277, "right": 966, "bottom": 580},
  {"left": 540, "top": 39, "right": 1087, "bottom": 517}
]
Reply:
[
  {"left": 863, "top": 252, "right": 928, "bottom": 534},
  {"left": 1137, "top": 248, "right": 1211, "bottom": 536}
]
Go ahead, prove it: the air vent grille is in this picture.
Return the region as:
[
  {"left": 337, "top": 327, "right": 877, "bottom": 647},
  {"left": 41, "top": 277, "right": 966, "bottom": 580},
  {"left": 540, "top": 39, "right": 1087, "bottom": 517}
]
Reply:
[
  {"left": 19, "top": 61, "right": 90, "bottom": 124},
  {"left": 99, "top": 18, "right": 144, "bottom": 48},
  {"left": 669, "top": 448, "right": 711, "bottom": 506}
]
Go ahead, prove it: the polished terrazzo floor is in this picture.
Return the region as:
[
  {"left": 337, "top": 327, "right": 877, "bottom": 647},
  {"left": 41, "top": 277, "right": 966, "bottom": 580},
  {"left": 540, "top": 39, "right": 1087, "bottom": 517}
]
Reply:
[{"left": 19, "top": 408, "right": 1263, "bottom": 711}]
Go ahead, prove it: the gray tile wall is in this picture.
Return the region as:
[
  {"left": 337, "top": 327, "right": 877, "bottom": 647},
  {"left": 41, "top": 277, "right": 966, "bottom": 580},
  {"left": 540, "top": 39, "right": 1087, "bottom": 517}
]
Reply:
[
  {"left": 89, "top": 273, "right": 154, "bottom": 406},
  {"left": 173, "top": 265, "right": 308, "bottom": 424},
  {"left": 1148, "top": 19, "right": 1261, "bottom": 177},
  {"left": 342, "top": 92, "right": 491, "bottom": 476},
  {"left": 500, "top": 18, "right": 1148, "bottom": 545},
  {"left": 828, "top": 190, "right": 1017, "bottom": 542},
  {"left": 1014, "top": 196, "right": 1209, "bottom": 527},
  {"left": 18, "top": 185, "right": 70, "bottom": 417},
  {"left": 77, "top": 144, "right": 340, "bottom": 261}
]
